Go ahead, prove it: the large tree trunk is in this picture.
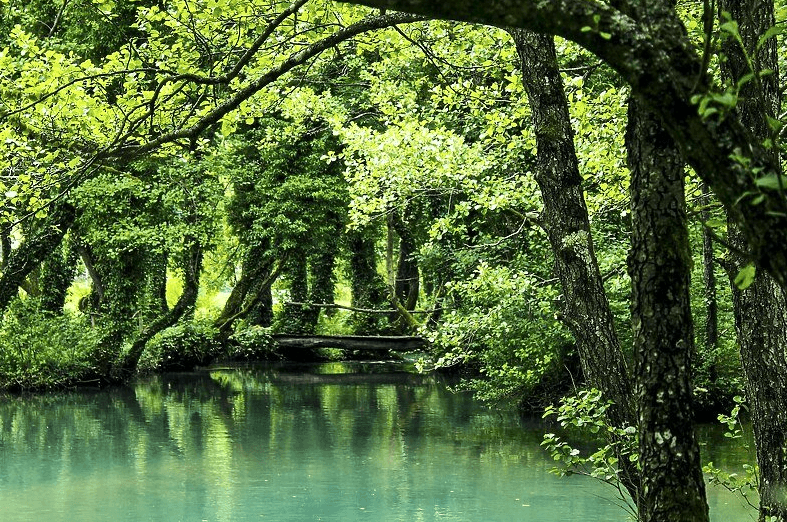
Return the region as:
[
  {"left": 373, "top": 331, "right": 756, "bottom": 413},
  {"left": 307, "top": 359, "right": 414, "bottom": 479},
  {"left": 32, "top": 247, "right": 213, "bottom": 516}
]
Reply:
[
  {"left": 509, "top": 27, "right": 639, "bottom": 502},
  {"left": 304, "top": 248, "right": 338, "bottom": 328},
  {"left": 144, "top": 251, "right": 169, "bottom": 319},
  {"left": 719, "top": 1, "right": 787, "bottom": 519},
  {"left": 626, "top": 98, "right": 709, "bottom": 522},
  {"left": 0, "top": 203, "right": 76, "bottom": 312},
  {"left": 216, "top": 242, "right": 277, "bottom": 330},
  {"left": 279, "top": 255, "right": 312, "bottom": 333},
  {"left": 0, "top": 228, "right": 10, "bottom": 269},
  {"left": 391, "top": 214, "right": 420, "bottom": 312},
  {"left": 75, "top": 241, "right": 105, "bottom": 312}
]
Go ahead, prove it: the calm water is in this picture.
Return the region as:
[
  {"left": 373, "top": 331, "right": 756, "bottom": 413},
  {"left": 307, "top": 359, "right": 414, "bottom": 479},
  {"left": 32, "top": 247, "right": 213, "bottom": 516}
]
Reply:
[{"left": 0, "top": 362, "right": 756, "bottom": 521}]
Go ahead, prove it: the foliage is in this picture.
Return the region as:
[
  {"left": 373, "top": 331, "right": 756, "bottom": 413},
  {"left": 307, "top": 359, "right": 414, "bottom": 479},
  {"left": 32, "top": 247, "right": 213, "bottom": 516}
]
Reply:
[
  {"left": 0, "top": 299, "right": 109, "bottom": 390},
  {"left": 138, "top": 319, "right": 222, "bottom": 372},
  {"left": 703, "top": 395, "right": 760, "bottom": 512},
  {"left": 541, "top": 389, "right": 639, "bottom": 519},
  {"left": 422, "top": 261, "right": 573, "bottom": 407},
  {"left": 227, "top": 323, "right": 278, "bottom": 360}
]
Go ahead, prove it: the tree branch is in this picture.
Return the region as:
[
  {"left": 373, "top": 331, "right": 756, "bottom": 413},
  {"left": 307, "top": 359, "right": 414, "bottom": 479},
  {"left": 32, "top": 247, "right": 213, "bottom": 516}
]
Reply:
[{"left": 332, "top": 0, "right": 787, "bottom": 288}]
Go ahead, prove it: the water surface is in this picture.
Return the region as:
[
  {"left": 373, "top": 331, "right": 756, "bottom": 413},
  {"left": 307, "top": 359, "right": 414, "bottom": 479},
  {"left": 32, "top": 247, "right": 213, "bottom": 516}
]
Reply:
[{"left": 0, "top": 362, "right": 756, "bottom": 521}]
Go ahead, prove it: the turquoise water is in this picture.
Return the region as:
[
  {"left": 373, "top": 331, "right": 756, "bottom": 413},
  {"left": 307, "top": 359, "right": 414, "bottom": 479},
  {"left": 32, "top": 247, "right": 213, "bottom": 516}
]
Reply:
[{"left": 0, "top": 362, "right": 756, "bottom": 521}]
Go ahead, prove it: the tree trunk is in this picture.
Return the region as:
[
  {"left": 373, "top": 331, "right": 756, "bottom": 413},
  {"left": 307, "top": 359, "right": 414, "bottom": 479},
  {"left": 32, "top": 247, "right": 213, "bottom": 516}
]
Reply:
[
  {"left": 0, "top": 228, "right": 10, "bottom": 269},
  {"left": 626, "top": 98, "right": 709, "bottom": 522},
  {"left": 121, "top": 239, "right": 203, "bottom": 374},
  {"left": 145, "top": 251, "right": 169, "bottom": 318},
  {"left": 509, "top": 27, "right": 639, "bottom": 502},
  {"left": 279, "top": 255, "right": 312, "bottom": 333},
  {"left": 216, "top": 242, "right": 276, "bottom": 329},
  {"left": 699, "top": 183, "right": 718, "bottom": 351},
  {"left": 348, "top": 228, "right": 388, "bottom": 334},
  {"left": 305, "top": 248, "right": 338, "bottom": 328},
  {"left": 719, "top": 1, "right": 787, "bottom": 518},
  {"left": 39, "top": 238, "right": 79, "bottom": 314},
  {"left": 391, "top": 215, "right": 420, "bottom": 311},
  {"left": 75, "top": 241, "right": 105, "bottom": 312},
  {"left": 0, "top": 203, "right": 76, "bottom": 312}
]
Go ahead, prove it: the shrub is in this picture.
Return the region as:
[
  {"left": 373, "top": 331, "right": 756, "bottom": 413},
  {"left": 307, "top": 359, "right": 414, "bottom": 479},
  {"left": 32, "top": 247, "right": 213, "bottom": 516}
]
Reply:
[
  {"left": 139, "top": 320, "right": 222, "bottom": 371},
  {"left": 0, "top": 299, "right": 109, "bottom": 390},
  {"left": 423, "top": 262, "right": 573, "bottom": 407},
  {"left": 227, "top": 324, "right": 278, "bottom": 360}
]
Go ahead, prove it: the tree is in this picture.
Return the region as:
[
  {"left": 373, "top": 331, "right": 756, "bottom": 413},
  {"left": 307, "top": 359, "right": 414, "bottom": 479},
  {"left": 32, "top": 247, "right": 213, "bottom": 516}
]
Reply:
[
  {"left": 627, "top": 97, "right": 709, "bottom": 522},
  {"left": 330, "top": 0, "right": 787, "bottom": 290},
  {"left": 718, "top": 0, "right": 787, "bottom": 519},
  {"left": 509, "top": 27, "right": 638, "bottom": 502},
  {"left": 0, "top": 2, "right": 423, "bottom": 320}
]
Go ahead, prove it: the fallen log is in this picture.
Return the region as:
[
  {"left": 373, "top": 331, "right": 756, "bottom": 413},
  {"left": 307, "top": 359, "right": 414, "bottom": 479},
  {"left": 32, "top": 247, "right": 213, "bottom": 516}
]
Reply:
[{"left": 272, "top": 334, "right": 428, "bottom": 351}]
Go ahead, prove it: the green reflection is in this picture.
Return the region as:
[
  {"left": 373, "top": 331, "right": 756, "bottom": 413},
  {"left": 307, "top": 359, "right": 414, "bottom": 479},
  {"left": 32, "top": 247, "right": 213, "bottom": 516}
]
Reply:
[{"left": 0, "top": 364, "right": 756, "bottom": 522}]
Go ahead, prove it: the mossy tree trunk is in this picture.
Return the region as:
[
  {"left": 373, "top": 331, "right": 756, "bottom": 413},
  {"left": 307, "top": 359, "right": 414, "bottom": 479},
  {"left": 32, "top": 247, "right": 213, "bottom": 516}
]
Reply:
[
  {"left": 217, "top": 240, "right": 277, "bottom": 329},
  {"left": 143, "top": 251, "right": 169, "bottom": 321},
  {"left": 348, "top": 228, "right": 389, "bottom": 334},
  {"left": 719, "top": 0, "right": 787, "bottom": 519},
  {"left": 121, "top": 238, "right": 203, "bottom": 374},
  {"left": 39, "top": 237, "right": 79, "bottom": 314},
  {"left": 279, "top": 255, "right": 311, "bottom": 333},
  {"left": 699, "top": 183, "right": 718, "bottom": 352},
  {"left": 510, "top": 27, "right": 639, "bottom": 503},
  {"left": 304, "top": 248, "right": 338, "bottom": 329},
  {"left": 626, "top": 97, "right": 709, "bottom": 522},
  {"left": 0, "top": 202, "right": 76, "bottom": 313},
  {"left": 390, "top": 215, "right": 420, "bottom": 312},
  {"left": 0, "top": 228, "right": 10, "bottom": 269}
]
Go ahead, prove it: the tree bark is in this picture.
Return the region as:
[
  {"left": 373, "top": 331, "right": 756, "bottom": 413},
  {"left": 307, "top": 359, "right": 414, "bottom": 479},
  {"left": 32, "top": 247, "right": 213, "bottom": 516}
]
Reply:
[
  {"left": 75, "top": 241, "right": 105, "bottom": 309},
  {"left": 304, "top": 247, "right": 338, "bottom": 328},
  {"left": 145, "top": 251, "right": 169, "bottom": 317},
  {"left": 279, "top": 255, "right": 312, "bottom": 333},
  {"left": 0, "top": 228, "right": 10, "bottom": 269},
  {"left": 0, "top": 203, "right": 75, "bottom": 312},
  {"left": 509, "top": 27, "right": 638, "bottom": 501},
  {"left": 719, "top": 1, "right": 787, "bottom": 519},
  {"left": 39, "top": 238, "right": 79, "bottom": 314},
  {"left": 626, "top": 98, "right": 709, "bottom": 522},
  {"left": 390, "top": 214, "right": 420, "bottom": 311}
]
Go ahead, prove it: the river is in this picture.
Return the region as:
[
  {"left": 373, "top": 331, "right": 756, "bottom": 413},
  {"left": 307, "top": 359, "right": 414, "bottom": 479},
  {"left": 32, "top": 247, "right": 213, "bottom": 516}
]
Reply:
[{"left": 0, "top": 362, "right": 756, "bottom": 521}]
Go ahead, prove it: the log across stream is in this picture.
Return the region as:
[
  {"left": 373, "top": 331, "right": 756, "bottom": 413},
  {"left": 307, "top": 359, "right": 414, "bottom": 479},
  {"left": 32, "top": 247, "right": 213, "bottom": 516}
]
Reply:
[{"left": 271, "top": 334, "right": 428, "bottom": 352}]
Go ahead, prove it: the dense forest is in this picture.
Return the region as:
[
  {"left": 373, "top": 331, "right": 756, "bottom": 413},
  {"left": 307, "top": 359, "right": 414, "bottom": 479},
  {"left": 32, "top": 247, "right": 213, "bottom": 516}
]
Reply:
[{"left": 0, "top": 0, "right": 786, "bottom": 520}]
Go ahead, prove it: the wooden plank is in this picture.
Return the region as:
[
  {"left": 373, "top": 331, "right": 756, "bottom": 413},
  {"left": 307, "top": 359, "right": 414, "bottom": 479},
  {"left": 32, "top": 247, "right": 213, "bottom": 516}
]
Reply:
[{"left": 272, "top": 335, "right": 428, "bottom": 351}]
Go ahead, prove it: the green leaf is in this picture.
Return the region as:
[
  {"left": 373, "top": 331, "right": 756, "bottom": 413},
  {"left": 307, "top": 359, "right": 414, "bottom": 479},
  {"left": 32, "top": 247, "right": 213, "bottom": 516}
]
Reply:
[
  {"left": 720, "top": 20, "right": 739, "bottom": 36},
  {"left": 754, "top": 174, "right": 787, "bottom": 190},
  {"left": 704, "top": 218, "right": 726, "bottom": 228},
  {"left": 766, "top": 116, "right": 783, "bottom": 132},
  {"left": 735, "top": 72, "right": 755, "bottom": 89},
  {"left": 734, "top": 264, "right": 756, "bottom": 290},
  {"left": 757, "top": 25, "right": 785, "bottom": 50}
]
